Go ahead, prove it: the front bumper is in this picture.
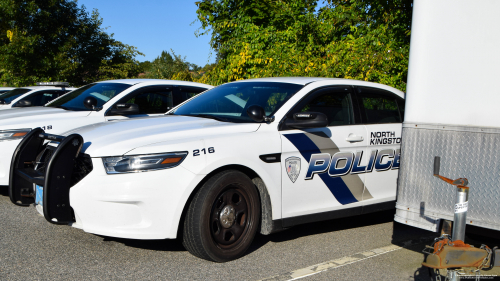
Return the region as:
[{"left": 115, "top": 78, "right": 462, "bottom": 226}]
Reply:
[
  {"left": 70, "top": 159, "right": 198, "bottom": 239},
  {"left": 0, "top": 139, "right": 22, "bottom": 186},
  {"left": 11, "top": 128, "right": 199, "bottom": 239}
]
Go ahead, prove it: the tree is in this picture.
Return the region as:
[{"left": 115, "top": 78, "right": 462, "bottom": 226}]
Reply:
[
  {"left": 0, "top": 0, "right": 143, "bottom": 86},
  {"left": 143, "top": 50, "right": 205, "bottom": 82},
  {"left": 195, "top": 0, "right": 412, "bottom": 91}
]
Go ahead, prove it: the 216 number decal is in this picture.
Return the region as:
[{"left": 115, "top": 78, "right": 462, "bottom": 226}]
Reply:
[{"left": 193, "top": 147, "right": 215, "bottom": 156}]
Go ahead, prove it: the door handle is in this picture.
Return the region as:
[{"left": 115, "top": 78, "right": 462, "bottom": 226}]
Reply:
[{"left": 346, "top": 134, "right": 364, "bottom": 142}]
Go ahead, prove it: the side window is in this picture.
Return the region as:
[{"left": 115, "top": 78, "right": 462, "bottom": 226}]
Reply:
[
  {"left": 121, "top": 89, "right": 173, "bottom": 114},
  {"left": 21, "top": 90, "right": 62, "bottom": 106},
  {"left": 173, "top": 87, "right": 206, "bottom": 106},
  {"left": 356, "top": 87, "right": 402, "bottom": 124},
  {"left": 397, "top": 97, "right": 405, "bottom": 121},
  {"left": 289, "top": 86, "right": 354, "bottom": 126}
]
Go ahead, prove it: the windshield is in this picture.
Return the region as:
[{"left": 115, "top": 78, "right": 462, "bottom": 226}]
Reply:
[
  {"left": 0, "top": 88, "right": 31, "bottom": 104},
  {"left": 171, "top": 82, "right": 303, "bottom": 123},
  {"left": 46, "top": 83, "right": 131, "bottom": 111}
]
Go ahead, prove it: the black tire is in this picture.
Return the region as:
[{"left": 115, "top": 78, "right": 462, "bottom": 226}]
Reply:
[{"left": 182, "top": 170, "right": 261, "bottom": 262}]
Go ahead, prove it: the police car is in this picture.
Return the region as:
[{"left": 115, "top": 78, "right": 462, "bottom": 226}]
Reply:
[
  {"left": 0, "top": 82, "right": 75, "bottom": 110},
  {"left": 9, "top": 77, "right": 404, "bottom": 262},
  {"left": 0, "top": 79, "right": 212, "bottom": 186},
  {"left": 0, "top": 87, "right": 17, "bottom": 95}
]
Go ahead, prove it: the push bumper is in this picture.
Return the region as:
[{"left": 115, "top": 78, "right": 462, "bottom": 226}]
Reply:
[{"left": 9, "top": 128, "right": 90, "bottom": 224}]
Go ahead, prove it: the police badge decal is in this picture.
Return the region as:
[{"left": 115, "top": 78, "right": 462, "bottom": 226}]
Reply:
[{"left": 285, "top": 157, "right": 301, "bottom": 183}]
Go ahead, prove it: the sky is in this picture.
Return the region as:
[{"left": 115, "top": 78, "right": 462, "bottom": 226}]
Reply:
[{"left": 77, "top": 0, "right": 215, "bottom": 67}]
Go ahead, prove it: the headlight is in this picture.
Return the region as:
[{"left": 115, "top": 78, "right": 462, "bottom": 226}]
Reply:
[
  {"left": 0, "top": 129, "right": 31, "bottom": 141},
  {"left": 102, "top": 152, "right": 188, "bottom": 174}
]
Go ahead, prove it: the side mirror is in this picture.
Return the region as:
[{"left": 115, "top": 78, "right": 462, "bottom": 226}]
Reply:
[
  {"left": 246, "top": 105, "right": 266, "bottom": 122},
  {"left": 108, "top": 103, "right": 140, "bottom": 115},
  {"left": 13, "top": 100, "right": 32, "bottom": 107},
  {"left": 284, "top": 112, "right": 328, "bottom": 129},
  {"left": 83, "top": 97, "right": 98, "bottom": 110}
]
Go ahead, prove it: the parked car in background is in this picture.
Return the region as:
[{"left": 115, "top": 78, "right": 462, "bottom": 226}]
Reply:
[
  {"left": 9, "top": 77, "right": 404, "bottom": 262},
  {"left": 0, "top": 87, "right": 17, "bottom": 95},
  {"left": 0, "top": 79, "right": 212, "bottom": 186},
  {"left": 0, "top": 82, "right": 75, "bottom": 110}
]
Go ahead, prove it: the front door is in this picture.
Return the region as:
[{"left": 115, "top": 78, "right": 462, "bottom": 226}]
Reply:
[{"left": 280, "top": 86, "right": 372, "bottom": 221}]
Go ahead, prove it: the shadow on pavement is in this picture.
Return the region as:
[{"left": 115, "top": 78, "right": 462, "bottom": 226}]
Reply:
[
  {"left": 98, "top": 209, "right": 397, "bottom": 254},
  {"left": 249, "top": 209, "right": 396, "bottom": 254},
  {"left": 98, "top": 236, "right": 186, "bottom": 252}
]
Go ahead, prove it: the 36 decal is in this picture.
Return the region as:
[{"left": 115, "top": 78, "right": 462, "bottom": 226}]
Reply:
[{"left": 306, "top": 149, "right": 400, "bottom": 180}]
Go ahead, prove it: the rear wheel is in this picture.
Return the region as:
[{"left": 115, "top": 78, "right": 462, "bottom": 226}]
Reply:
[{"left": 182, "top": 170, "right": 260, "bottom": 262}]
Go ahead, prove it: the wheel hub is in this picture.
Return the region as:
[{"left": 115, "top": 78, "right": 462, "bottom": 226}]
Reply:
[{"left": 219, "top": 205, "right": 236, "bottom": 228}]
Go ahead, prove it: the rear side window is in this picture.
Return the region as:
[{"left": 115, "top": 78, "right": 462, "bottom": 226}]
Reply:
[
  {"left": 355, "top": 87, "right": 404, "bottom": 124},
  {"left": 173, "top": 86, "right": 207, "bottom": 106},
  {"left": 122, "top": 89, "right": 173, "bottom": 114},
  {"left": 288, "top": 86, "right": 354, "bottom": 126},
  {"left": 20, "top": 90, "right": 65, "bottom": 106}
]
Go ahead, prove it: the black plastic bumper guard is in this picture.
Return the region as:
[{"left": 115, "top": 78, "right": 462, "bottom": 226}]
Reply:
[{"left": 9, "top": 128, "right": 84, "bottom": 224}]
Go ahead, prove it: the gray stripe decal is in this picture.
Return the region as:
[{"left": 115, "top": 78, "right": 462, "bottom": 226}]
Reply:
[{"left": 303, "top": 131, "right": 373, "bottom": 201}]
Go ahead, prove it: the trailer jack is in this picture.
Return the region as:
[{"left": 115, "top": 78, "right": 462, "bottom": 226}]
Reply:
[{"left": 421, "top": 157, "right": 500, "bottom": 280}]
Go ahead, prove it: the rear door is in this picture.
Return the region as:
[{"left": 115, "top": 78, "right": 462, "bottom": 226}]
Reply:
[
  {"left": 354, "top": 86, "right": 404, "bottom": 204},
  {"left": 280, "top": 86, "right": 372, "bottom": 222}
]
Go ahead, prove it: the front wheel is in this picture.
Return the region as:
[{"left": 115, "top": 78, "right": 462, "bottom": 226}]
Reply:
[{"left": 182, "top": 170, "right": 261, "bottom": 262}]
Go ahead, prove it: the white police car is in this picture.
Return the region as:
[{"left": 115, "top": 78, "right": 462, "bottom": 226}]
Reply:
[
  {"left": 0, "top": 79, "right": 212, "bottom": 186},
  {"left": 0, "top": 82, "right": 75, "bottom": 110},
  {"left": 10, "top": 77, "right": 404, "bottom": 262}
]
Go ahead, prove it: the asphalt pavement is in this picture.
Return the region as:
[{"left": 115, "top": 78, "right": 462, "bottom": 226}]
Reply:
[{"left": 1, "top": 186, "right": 499, "bottom": 280}]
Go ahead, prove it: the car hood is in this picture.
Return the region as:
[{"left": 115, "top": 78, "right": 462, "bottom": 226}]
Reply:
[
  {"left": 0, "top": 107, "right": 90, "bottom": 128},
  {"left": 63, "top": 115, "right": 261, "bottom": 157}
]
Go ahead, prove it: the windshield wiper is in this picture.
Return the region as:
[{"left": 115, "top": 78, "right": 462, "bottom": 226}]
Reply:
[{"left": 183, "top": 114, "right": 228, "bottom": 122}]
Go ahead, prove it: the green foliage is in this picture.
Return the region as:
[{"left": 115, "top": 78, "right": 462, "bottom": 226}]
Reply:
[
  {"left": 142, "top": 50, "right": 217, "bottom": 82},
  {"left": 195, "top": 0, "right": 412, "bottom": 91},
  {"left": 143, "top": 50, "right": 192, "bottom": 80},
  {"left": 0, "top": 0, "right": 143, "bottom": 87}
]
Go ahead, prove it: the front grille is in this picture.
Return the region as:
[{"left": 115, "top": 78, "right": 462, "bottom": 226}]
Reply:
[
  {"left": 34, "top": 146, "right": 56, "bottom": 173},
  {"left": 34, "top": 146, "right": 93, "bottom": 187},
  {"left": 71, "top": 154, "right": 93, "bottom": 186}
]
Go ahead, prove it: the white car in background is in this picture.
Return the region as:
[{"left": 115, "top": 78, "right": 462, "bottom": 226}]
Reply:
[
  {"left": 0, "top": 79, "right": 212, "bottom": 186},
  {"left": 0, "top": 82, "right": 75, "bottom": 110},
  {"left": 10, "top": 77, "right": 404, "bottom": 262},
  {"left": 0, "top": 87, "right": 17, "bottom": 95}
]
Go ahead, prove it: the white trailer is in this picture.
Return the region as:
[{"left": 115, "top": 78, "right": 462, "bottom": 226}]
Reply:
[{"left": 395, "top": 0, "right": 500, "bottom": 232}]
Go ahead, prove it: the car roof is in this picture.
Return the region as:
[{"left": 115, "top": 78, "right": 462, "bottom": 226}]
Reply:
[
  {"left": 17, "top": 86, "right": 75, "bottom": 90},
  {"left": 224, "top": 77, "right": 405, "bottom": 98},
  {"left": 95, "top": 79, "right": 212, "bottom": 88}
]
